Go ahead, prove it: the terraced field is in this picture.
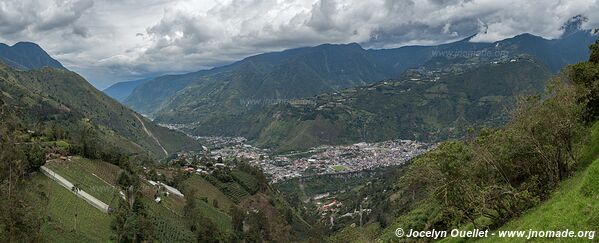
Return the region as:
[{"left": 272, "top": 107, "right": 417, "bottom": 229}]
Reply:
[
  {"left": 143, "top": 197, "right": 195, "bottom": 242},
  {"left": 45, "top": 157, "right": 121, "bottom": 206},
  {"left": 196, "top": 199, "right": 233, "bottom": 232},
  {"left": 231, "top": 170, "right": 259, "bottom": 194},
  {"left": 204, "top": 175, "right": 250, "bottom": 203},
  {"left": 180, "top": 175, "right": 235, "bottom": 212},
  {"left": 29, "top": 174, "right": 113, "bottom": 242}
]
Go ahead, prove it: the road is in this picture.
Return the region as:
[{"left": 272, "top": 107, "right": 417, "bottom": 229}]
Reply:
[
  {"left": 41, "top": 166, "right": 110, "bottom": 213},
  {"left": 134, "top": 114, "right": 168, "bottom": 156}
]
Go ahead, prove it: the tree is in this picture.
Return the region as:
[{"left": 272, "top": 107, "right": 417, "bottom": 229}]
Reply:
[
  {"left": 112, "top": 162, "right": 153, "bottom": 242},
  {"left": 0, "top": 106, "right": 46, "bottom": 242},
  {"left": 590, "top": 40, "right": 599, "bottom": 64},
  {"left": 569, "top": 40, "right": 599, "bottom": 120}
]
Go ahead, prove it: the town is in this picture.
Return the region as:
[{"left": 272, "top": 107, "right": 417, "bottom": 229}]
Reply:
[{"left": 164, "top": 131, "right": 435, "bottom": 183}]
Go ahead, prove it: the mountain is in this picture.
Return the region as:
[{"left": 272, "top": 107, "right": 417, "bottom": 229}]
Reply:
[
  {"left": 180, "top": 58, "right": 551, "bottom": 151},
  {"left": 120, "top": 30, "right": 595, "bottom": 116},
  {"left": 0, "top": 60, "right": 201, "bottom": 159},
  {"left": 103, "top": 77, "right": 152, "bottom": 102},
  {"left": 124, "top": 38, "right": 495, "bottom": 121},
  {"left": 124, "top": 43, "right": 396, "bottom": 117},
  {"left": 114, "top": 29, "right": 595, "bottom": 151},
  {"left": 0, "top": 42, "right": 65, "bottom": 70},
  {"left": 490, "top": 31, "right": 598, "bottom": 72}
]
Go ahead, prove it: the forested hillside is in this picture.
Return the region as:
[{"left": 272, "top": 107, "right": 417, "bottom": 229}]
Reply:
[
  {"left": 328, "top": 40, "right": 599, "bottom": 243},
  {"left": 0, "top": 62, "right": 200, "bottom": 159},
  {"left": 171, "top": 58, "right": 551, "bottom": 152}
]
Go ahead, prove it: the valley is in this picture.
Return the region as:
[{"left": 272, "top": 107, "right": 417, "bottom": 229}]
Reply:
[{"left": 0, "top": 8, "right": 598, "bottom": 242}]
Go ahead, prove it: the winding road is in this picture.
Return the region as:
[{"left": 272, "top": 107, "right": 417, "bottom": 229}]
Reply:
[{"left": 134, "top": 114, "right": 168, "bottom": 156}]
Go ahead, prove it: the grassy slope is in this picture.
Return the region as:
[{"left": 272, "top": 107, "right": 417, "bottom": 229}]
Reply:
[
  {"left": 30, "top": 174, "right": 113, "bottom": 242},
  {"left": 474, "top": 121, "right": 599, "bottom": 242},
  {"left": 180, "top": 174, "right": 235, "bottom": 212},
  {"left": 41, "top": 158, "right": 199, "bottom": 242},
  {"left": 477, "top": 158, "right": 599, "bottom": 242},
  {"left": 43, "top": 157, "right": 235, "bottom": 240}
]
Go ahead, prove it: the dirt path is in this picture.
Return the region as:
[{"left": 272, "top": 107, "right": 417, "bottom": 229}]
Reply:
[{"left": 134, "top": 114, "right": 168, "bottom": 156}]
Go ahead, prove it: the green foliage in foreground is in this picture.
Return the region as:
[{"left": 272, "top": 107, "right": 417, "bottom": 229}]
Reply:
[
  {"left": 474, "top": 158, "right": 599, "bottom": 243},
  {"left": 335, "top": 42, "right": 599, "bottom": 243},
  {"left": 379, "top": 86, "right": 593, "bottom": 242}
]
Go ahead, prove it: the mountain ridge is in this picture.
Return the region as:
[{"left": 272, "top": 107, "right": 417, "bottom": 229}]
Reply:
[
  {"left": 0, "top": 41, "right": 65, "bottom": 70},
  {"left": 120, "top": 30, "right": 596, "bottom": 118}
]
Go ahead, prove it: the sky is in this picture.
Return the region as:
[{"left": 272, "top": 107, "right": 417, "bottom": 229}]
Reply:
[{"left": 1, "top": 0, "right": 598, "bottom": 89}]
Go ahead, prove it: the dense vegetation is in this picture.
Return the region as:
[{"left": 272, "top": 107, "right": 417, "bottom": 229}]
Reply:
[
  {"left": 328, "top": 40, "right": 599, "bottom": 242},
  {"left": 0, "top": 61, "right": 201, "bottom": 160},
  {"left": 0, "top": 99, "right": 47, "bottom": 242}
]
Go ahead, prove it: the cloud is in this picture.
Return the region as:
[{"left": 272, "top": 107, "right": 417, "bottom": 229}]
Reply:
[
  {"left": 0, "top": 0, "right": 598, "bottom": 89},
  {"left": 0, "top": 0, "right": 93, "bottom": 36}
]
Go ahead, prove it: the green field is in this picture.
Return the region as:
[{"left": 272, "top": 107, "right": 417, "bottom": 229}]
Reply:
[
  {"left": 143, "top": 197, "right": 195, "bottom": 242},
  {"left": 180, "top": 174, "right": 235, "bottom": 211},
  {"left": 332, "top": 165, "right": 348, "bottom": 172},
  {"left": 204, "top": 175, "right": 250, "bottom": 203},
  {"left": 231, "top": 170, "right": 259, "bottom": 194},
  {"left": 30, "top": 174, "right": 113, "bottom": 242},
  {"left": 45, "top": 157, "right": 121, "bottom": 206},
  {"left": 142, "top": 178, "right": 233, "bottom": 240},
  {"left": 196, "top": 199, "right": 233, "bottom": 232}
]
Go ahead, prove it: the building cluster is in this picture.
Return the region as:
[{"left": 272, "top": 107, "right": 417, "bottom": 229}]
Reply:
[
  {"left": 250, "top": 140, "right": 435, "bottom": 182},
  {"left": 161, "top": 124, "right": 435, "bottom": 183}
]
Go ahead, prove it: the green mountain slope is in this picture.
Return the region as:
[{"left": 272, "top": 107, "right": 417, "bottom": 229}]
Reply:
[
  {"left": 125, "top": 43, "right": 404, "bottom": 117},
  {"left": 182, "top": 59, "right": 551, "bottom": 152},
  {"left": 0, "top": 62, "right": 200, "bottom": 159},
  {"left": 478, "top": 159, "right": 599, "bottom": 242},
  {"left": 443, "top": 121, "right": 599, "bottom": 243}
]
